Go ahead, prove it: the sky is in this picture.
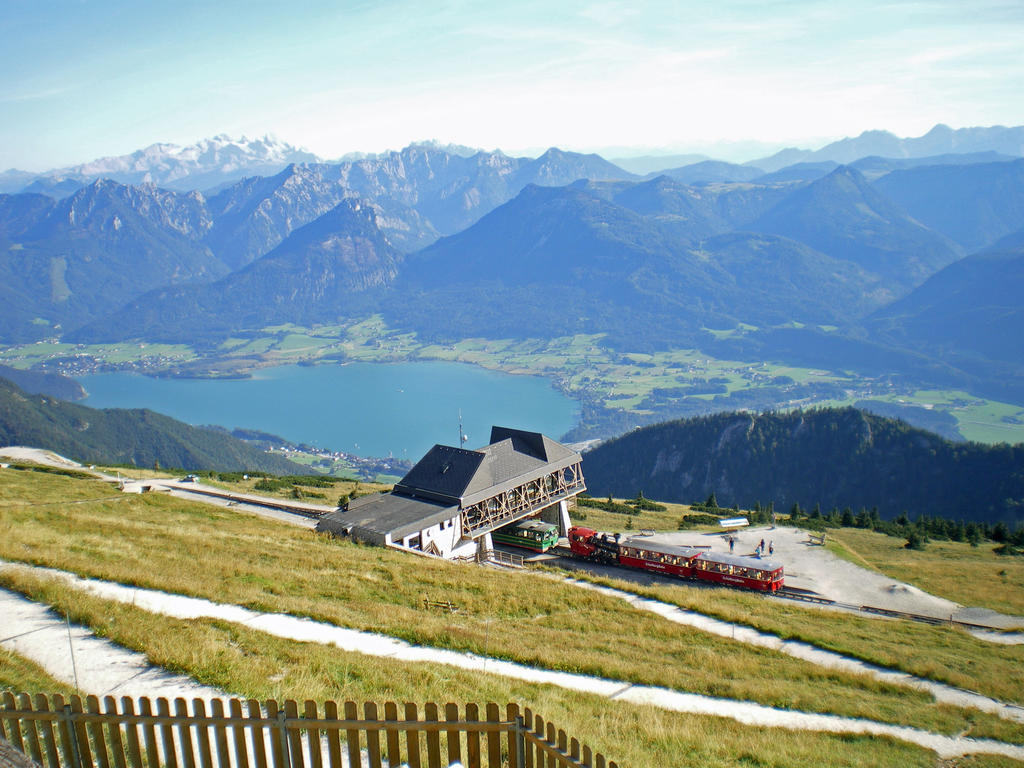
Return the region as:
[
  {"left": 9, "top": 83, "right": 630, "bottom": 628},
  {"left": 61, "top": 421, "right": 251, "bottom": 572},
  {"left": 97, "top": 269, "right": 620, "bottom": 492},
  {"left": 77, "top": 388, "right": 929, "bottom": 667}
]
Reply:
[{"left": 2, "top": 0, "right": 1024, "bottom": 171}]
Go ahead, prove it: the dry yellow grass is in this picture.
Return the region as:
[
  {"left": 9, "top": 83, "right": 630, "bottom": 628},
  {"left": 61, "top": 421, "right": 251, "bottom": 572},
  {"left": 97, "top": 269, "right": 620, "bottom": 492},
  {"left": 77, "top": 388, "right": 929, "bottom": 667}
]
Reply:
[
  {"left": 0, "top": 649, "right": 73, "bottom": 698},
  {"left": 826, "top": 528, "right": 1024, "bottom": 616},
  {"left": 2, "top": 468, "right": 1023, "bottom": 747},
  {"left": 0, "top": 571, "right": 959, "bottom": 768},
  {"left": 570, "top": 499, "right": 695, "bottom": 532},
  {"left": 581, "top": 569, "right": 1024, "bottom": 710}
]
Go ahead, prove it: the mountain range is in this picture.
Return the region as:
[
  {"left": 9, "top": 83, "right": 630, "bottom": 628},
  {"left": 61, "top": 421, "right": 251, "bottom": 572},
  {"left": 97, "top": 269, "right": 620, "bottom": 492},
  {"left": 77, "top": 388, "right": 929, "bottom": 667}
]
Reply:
[
  {"left": 3, "top": 129, "right": 1024, "bottom": 412},
  {"left": 749, "top": 124, "right": 1024, "bottom": 172},
  {"left": 0, "top": 135, "right": 320, "bottom": 196}
]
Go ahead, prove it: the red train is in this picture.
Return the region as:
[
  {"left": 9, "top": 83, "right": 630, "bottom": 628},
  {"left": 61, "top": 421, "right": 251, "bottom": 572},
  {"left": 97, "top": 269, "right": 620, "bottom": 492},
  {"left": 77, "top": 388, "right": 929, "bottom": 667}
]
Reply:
[{"left": 568, "top": 526, "right": 784, "bottom": 592}]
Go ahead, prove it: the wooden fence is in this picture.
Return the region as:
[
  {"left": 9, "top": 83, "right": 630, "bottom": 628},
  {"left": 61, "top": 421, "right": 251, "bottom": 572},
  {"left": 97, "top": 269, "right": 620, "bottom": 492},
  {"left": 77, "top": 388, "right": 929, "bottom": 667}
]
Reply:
[{"left": 0, "top": 694, "right": 618, "bottom": 768}]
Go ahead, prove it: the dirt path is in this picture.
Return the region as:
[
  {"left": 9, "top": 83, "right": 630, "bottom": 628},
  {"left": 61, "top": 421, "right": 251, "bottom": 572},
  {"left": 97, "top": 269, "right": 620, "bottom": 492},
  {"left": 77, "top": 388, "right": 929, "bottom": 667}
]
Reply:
[{"left": 2, "top": 563, "right": 1023, "bottom": 761}]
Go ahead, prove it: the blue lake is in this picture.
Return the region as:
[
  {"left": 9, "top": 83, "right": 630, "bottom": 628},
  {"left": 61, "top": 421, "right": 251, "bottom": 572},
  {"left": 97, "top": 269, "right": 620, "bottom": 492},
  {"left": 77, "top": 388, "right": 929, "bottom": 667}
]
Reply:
[{"left": 78, "top": 362, "right": 579, "bottom": 460}]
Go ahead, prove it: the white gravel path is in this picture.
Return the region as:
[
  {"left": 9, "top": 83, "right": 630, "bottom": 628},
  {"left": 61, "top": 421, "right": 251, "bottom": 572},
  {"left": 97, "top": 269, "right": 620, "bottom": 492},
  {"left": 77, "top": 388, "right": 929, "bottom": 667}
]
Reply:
[
  {"left": 566, "top": 578, "right": 1024, "bottom": 722},
  {"left": 2, "top": 563, "right": 1023, "bottom": 760},
  {"left": 0, "top": 589, "right": 224, "bottom": 700},
  {"left": 0, "top": 447, "right": 87, "bottom": 471}
]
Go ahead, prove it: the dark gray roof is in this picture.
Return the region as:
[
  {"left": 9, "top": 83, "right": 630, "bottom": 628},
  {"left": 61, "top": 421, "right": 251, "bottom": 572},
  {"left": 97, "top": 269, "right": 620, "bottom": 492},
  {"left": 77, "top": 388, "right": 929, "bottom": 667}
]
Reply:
[
  {"left": 393, "top": 444, "right": 484, "bottom": 505},
  {"left": 393, "top": 426, "right": 581, "bottom": 508},
  {"left": 316, "top": 492, "right": 457, "bottom": 541}
]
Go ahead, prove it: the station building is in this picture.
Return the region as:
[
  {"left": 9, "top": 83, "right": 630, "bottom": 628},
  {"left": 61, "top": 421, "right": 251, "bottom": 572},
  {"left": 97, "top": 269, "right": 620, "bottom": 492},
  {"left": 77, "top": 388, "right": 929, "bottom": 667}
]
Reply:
[{"left": 315, "top": 426, "right": 586, "bottom": 559}]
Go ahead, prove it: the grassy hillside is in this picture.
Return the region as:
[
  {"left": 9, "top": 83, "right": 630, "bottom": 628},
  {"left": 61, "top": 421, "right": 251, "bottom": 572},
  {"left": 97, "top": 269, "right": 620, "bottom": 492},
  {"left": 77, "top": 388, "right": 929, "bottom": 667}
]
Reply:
[
  {"left": 0, "top": 580, "right": 950, "bottom": 768},
  {"left": 825, "top": 527, "right": 1024, "bottom": 615},
  {"left": 2, "top": 466, "right": 1024, "bottom": 763},
  {"left": 0, "top": 377, "right": 300, "bottom": 474},
  {"left": 583, "top": 407, "right": 1024, "bottom": 524}
]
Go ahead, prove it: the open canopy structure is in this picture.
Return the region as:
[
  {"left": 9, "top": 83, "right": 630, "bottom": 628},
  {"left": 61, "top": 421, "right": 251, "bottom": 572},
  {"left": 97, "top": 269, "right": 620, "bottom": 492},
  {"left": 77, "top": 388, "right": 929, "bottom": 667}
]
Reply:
[{"left": 316, "top": 426, "right": 585, "bottom": 558}]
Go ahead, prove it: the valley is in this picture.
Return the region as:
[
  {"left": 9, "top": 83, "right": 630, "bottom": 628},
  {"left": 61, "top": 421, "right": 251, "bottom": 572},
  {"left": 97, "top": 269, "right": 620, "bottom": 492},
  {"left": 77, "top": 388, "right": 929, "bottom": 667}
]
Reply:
[{"left": 4, "top": 316, "right": 1023, "bottom": 447}]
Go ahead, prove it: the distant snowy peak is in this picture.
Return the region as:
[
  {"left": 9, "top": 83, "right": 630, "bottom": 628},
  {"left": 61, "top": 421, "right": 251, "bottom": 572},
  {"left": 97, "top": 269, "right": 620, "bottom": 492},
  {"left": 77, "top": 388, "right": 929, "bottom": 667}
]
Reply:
[
  {"left": 72, "top": 134, "right": 319, "bottom": 174},
  {"left": 15, "top": 135, "right": 323, "bottom": 195}
]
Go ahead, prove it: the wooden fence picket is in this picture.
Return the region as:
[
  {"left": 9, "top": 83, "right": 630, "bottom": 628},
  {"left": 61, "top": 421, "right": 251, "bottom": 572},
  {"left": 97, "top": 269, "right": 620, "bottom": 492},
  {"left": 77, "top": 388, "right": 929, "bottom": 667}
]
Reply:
[
  {"left": 157, "top": 698, "right": 179, "bottom": 768},
  {"left": 191, "top": 699, "right": 213, "bottom": 768},
  {"left": 0, "top": 693, "right": 10, "bottom": 743},
  {"left": 263, "top": 701, "right": 284, "bottom": 768},
  {"left": 532, "top": 713, "right": 545, "bottom": 768},
  {"left": 381, "top": 703, "right": 400, "bottom": 768},
  {"left": 209, "top": 699, "right": 230, "bottom": 768},
  {"left": 53, "top": 695, "right": 78, "bottom": 768},
  {"left": 484, "top": 703, "right": 500, "bottom": 767},
  {"left": 119, "top": 697, "right": 143, "bottom": 768},
  {"left": 302, "top": 701, "right": 321, "bottom": 768},
  {"left": 423, "top": 703, "right": 440, "bottom": 768},
  {"left": 403, "top": 703, "right": 420, "bottom": 768},
  {"left": 0, "top": 694, "right": 618, "bottom": 768},
  {"left": 443, "top": 704, "right": 461, "bottom": 767},
  {"left": 521, "top": 707, "right": 533, "bottom": 768},
  {"left": 244, "top": 701, "right": 267, "bottom": 768},
  {"left": 17, "top": 693, "right": 42, "bottom": 767},
  {"left": 505, "top": 704, "right": 521, "bottom": 768},
  {"left": 101, "top": 697, "right": 126, "bottom": 768},
  {"left": 85, "top": 695, "right": 111, "bottom": 768},
  {"left": 3, "top": 693, "right": 23, "bottom": 753},
  {"left": 361, "top": 703, "right": 381, "bottom": 768},
  {"left": 227, "top": 700, "right": 247, "bottom": 768},
  {"left": 464, "top": 703, "right": 480, "bottom": 768},
  {"left": 320, "top": 701, "right": 340, "bottom": 768},
  {"left": 172, "top": 699, "right": 195, "bottom": 768},
  {"left": 546, "top": 723, "right": 557, "bottom": 768},
  {"left": 283, "top": 701, "right": 303, "bottom": 768},
  {"left": 34, "top": 695, "right": 61, "bottom": 768},
  {"left": 69, "top": 696, "right": 95, "bottom": 768},
  {"left": 342, "top": 701, "right": 359, "bottom": 768}
]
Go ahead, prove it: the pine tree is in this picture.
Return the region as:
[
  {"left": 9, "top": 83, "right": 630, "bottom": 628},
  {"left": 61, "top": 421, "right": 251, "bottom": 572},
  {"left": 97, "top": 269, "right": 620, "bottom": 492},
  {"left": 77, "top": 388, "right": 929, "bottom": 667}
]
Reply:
[{"left": 905, "top": 530, "right": 926, "bottom": 550}]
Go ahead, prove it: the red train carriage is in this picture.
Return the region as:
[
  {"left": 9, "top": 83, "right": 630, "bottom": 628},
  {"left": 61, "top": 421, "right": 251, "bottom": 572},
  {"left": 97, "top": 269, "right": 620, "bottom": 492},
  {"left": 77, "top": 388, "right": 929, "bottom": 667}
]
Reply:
[
  {"left": 568, "top": 526, "right": 784, "bottom": 592},
  {"left": 616, "top": 538, "right": 703, "bottom": 579},
  {"left": 693, "top": 551, "right": 784, "bottom": 592}
]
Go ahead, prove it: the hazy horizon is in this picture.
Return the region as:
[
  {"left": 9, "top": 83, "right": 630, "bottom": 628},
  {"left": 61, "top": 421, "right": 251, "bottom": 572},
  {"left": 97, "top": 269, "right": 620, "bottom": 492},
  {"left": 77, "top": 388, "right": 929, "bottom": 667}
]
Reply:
[{"left": 3, "top": 1, "right": 1024, "bottom": 171}]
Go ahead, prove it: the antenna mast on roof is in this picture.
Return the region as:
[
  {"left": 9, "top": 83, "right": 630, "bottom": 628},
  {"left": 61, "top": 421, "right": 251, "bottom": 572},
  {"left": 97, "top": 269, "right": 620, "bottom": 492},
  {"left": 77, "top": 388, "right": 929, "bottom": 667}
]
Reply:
[{"left": 458, "top": 410, "right": 468, "bottom": 447}]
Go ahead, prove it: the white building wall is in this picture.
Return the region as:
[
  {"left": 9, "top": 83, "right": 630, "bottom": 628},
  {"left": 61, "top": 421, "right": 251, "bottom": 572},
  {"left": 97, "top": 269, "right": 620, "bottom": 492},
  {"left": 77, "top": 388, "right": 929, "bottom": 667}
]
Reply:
[{"left": 405, "top": 515, "right": 464, "bottom": 557}]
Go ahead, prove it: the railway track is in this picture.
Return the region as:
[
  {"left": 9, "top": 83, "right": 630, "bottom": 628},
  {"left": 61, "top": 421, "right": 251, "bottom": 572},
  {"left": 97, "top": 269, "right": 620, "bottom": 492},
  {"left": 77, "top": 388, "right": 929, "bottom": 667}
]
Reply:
[{"left": 773, "top": 587, "right": 996, "bottom": 630}]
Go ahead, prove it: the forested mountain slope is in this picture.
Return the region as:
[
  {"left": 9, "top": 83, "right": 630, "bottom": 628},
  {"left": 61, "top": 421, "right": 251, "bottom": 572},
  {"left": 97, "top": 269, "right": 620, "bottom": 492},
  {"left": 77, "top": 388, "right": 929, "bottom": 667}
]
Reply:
[
  {"left": 583, "top": 408, "right": 1024, "bottom": 523},
  {"left": 0, "top": 378, "right": 301, "bottom": 473}
]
